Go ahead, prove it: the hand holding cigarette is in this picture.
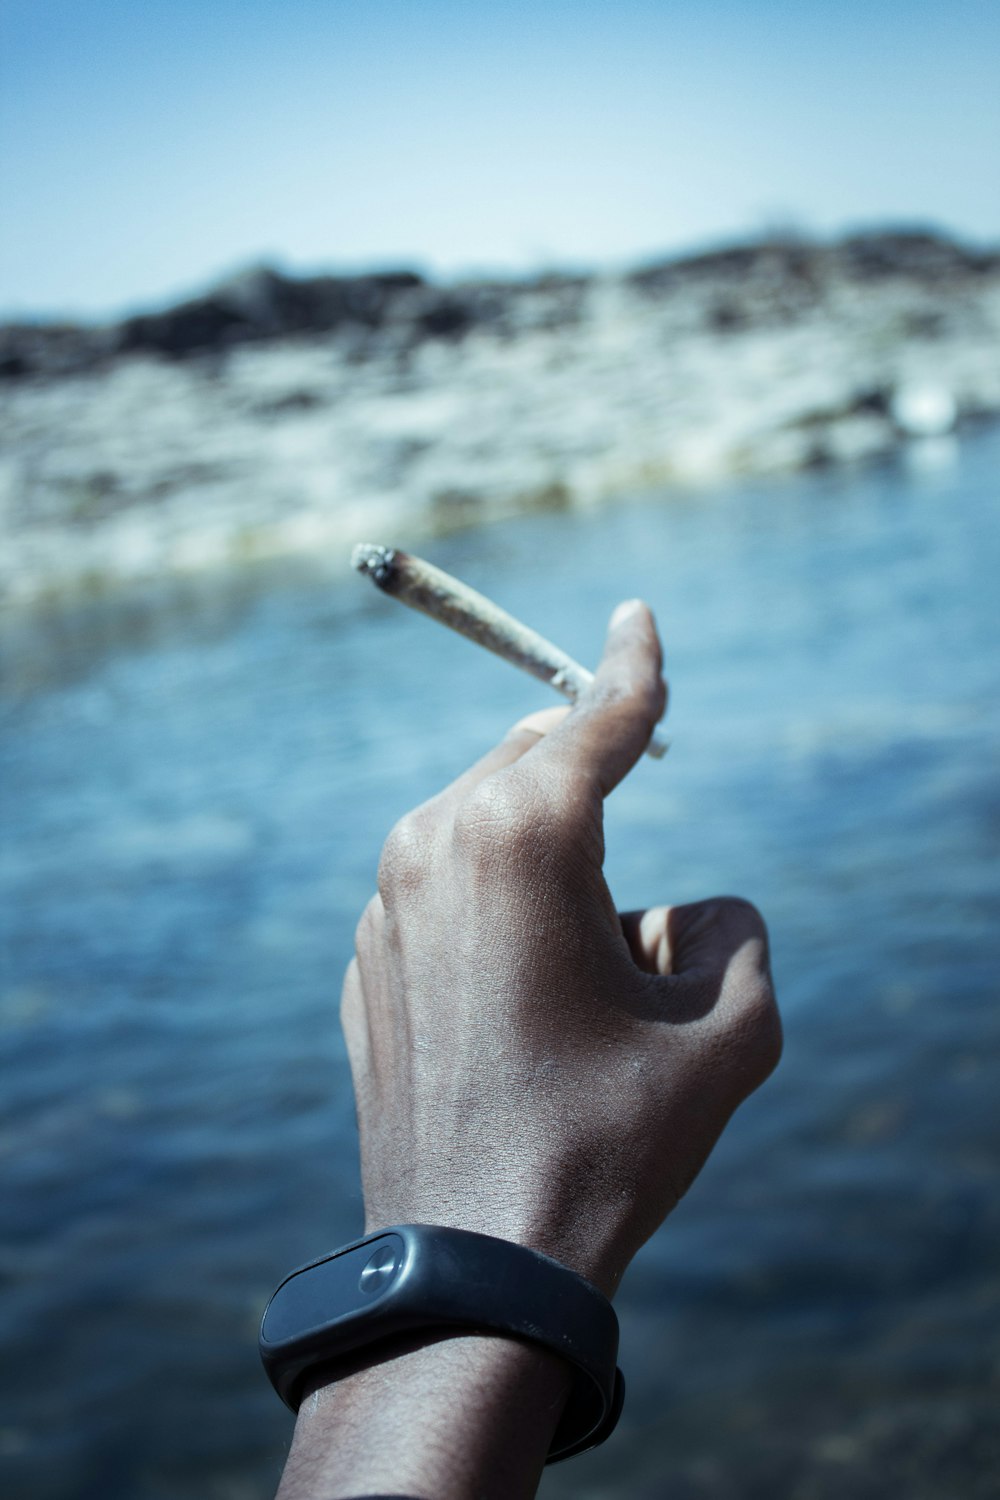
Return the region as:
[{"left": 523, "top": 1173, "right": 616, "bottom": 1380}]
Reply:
[
  {"left": 277, "top": 587, "right": 779, "bottom": 1499},
  {"left": 351, "top": 543, "right": 668, "bottom": 759}
]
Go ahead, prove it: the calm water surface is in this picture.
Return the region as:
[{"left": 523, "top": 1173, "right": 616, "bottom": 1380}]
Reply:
[{"left": 2, "top": 434, "right": 999, "bottom": 1499}]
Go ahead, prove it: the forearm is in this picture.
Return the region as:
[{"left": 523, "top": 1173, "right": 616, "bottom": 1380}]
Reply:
[{"left": 276, "top": 1334, "right": 572, "bottom": 1500}]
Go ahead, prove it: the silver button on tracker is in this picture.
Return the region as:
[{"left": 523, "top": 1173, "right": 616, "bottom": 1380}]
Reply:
[{"left": 358, "top": 1242, "right": 400, "bottom": 1295}]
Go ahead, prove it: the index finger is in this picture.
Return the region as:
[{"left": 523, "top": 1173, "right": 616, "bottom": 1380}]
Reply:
[{"left": 529, "top": 600, "right": 666, "bottom": 797}]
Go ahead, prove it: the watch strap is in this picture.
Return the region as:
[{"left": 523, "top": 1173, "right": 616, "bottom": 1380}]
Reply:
[{"left": 259, "top": 1224, "right": 624, "bottom": 1463}]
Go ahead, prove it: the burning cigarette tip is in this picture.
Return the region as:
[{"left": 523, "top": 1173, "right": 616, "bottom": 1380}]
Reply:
[{"left": 351, "top": 543, "right": 397, "bottom": 587}]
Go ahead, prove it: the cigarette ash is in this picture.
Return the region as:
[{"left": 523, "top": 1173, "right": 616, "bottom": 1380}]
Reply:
[{"left": 351, "top": 543, "right": 397, "bottom": 588}]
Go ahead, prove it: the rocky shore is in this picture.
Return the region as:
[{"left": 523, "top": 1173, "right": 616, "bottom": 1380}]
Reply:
[{"left": 2, "top": 230, "right": 998, "bottom": 609}]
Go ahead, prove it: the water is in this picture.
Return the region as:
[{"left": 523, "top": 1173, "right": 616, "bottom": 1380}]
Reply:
[{"left": 2, "top": 434, "right": 998, "bottom": 1499}]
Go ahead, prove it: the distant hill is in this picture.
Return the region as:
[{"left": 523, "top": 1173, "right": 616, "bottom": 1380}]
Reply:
[{"left": 2, "top": 229, "right": 996, "bottom": 380}]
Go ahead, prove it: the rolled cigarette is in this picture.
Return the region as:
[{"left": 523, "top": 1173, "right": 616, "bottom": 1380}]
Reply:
[{"left": 351, "top": 543, "right": 667, "bottom": 759}]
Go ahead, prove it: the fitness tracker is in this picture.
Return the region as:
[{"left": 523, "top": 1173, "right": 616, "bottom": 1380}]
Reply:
[{"left": 259, "top": 1224, "right": 625, "bottom": 1463}]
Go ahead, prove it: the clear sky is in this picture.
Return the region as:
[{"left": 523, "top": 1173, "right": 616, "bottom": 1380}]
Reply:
[{"left": 2, "top": 0, "right": 999, "bottom": 318}]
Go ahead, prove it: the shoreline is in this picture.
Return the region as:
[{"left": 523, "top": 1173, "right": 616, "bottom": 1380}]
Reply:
[{"left": 2, "top": 229, "right": 998, "bottom": 611}]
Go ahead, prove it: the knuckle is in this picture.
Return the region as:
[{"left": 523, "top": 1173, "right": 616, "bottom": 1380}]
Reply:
[
  {"left": 353, "top": 896, "right": 382, "bottom": 955},
  {"left": 339, "top": 958, "right": 366, "bottom": 1043},
  {"left": 377, "top": 810, "right": 432, "bottom": 896},
  {"left": 453, "top": 773, "right": 565, "bottom": 865},
  {"left": 453, "top": 778, "right": 526, "bottom": 852},
  {"left": 339, "top": 962, "right": 358, "bottom": 1023}
]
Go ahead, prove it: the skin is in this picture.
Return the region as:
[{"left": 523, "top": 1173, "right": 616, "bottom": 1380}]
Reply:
[{"left": 276, "top": 599, "right": 782, "bottom": 1500}]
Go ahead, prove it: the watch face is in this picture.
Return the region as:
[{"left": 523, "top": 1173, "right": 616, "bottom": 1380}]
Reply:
[{"left": 261, "top": 1233, "right": 406, "bottom": 1344}]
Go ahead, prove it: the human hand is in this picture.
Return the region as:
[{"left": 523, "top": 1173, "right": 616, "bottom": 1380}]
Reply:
[{"left": 341, "top": 600, "right": 782, "bottom": 1297}]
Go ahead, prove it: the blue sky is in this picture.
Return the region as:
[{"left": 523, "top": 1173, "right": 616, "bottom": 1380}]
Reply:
[{"left": 2, "top": 0, "right": 999, "bottom": 318}]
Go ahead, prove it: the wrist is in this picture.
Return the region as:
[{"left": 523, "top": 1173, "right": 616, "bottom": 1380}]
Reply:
[
  {"left": 262, "top": 1225, "right": 623, "bottom": 1458},
  {"left": 362, "top": 1198, "right": 632, "bottom": 1300},
  {"left": 279, "top": 1334, "right": 572, "bottom": 1500}
]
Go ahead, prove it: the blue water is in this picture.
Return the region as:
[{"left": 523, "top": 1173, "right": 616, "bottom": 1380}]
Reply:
[{"left": 2, "top": 433, "right": 998, "bottom": 1499}]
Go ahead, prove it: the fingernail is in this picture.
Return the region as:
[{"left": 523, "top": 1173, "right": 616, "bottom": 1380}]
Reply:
[{"left": 610, "top": 599, "right": 644, "bottom": 630}]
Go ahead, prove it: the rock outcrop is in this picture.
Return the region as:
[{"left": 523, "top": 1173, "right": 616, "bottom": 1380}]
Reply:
[{"left": 2, "top": 229, "right": 998, "bottom": 607}]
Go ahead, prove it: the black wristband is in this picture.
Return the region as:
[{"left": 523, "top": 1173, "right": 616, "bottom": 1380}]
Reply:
[{"left": 259, "top": 1224, "right": 625, "bottom": 1463}]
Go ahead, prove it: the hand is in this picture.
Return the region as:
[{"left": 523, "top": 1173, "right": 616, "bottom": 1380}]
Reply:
[{"left": 342, "top": 599, "right": 782, "bottom": 1296}]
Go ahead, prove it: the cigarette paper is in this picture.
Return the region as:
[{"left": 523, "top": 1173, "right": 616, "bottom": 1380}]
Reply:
[{"left": 351, "top": 543, "right": 667, "bottom": 759}]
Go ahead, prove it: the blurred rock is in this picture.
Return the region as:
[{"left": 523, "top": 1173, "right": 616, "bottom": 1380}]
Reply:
[
  {"left": 116, "top": 266, "right": 427, "bottom": 357},
  {"left": 1, "top": 229, "right": 999, "bottom": 607}
]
